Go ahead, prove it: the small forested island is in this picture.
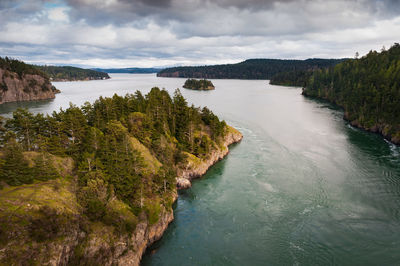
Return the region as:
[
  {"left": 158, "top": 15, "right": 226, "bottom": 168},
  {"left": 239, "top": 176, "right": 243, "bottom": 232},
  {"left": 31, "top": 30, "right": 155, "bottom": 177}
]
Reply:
[
  {"left": 0, "top": 57, "right": 59, "bottom": 104},
  {"left": 37, "top": 65, "right": 110, "bottom": 81},
  {"left": 183, "top": 79, "right": 215, "bottom": 90},
  {"left": 0, "top": 88, "right": 242, "bottom": 265},
  {"left": 302, "top": 43, "right": 400, "bottom": 144}
]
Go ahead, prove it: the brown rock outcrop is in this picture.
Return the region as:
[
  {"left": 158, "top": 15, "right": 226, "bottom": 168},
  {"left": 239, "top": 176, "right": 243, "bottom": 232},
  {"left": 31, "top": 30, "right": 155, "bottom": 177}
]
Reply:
[{"left": 0, "top": 68, "right": 58, "bottom": 104}]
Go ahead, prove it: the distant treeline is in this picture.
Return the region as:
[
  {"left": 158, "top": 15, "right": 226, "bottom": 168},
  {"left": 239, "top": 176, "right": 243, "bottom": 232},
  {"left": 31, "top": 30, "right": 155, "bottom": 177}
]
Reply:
[
  {"left": 269, "top": 70, "right": 314, "bottom": 87},
  {"left": 37, "top": 66, "right": 110, "bottom": 81},
  {"left": 303, "top": 43, "right": 400, "bottom": 144},
  {"left": 157, "top": 58, "right": 344, "bottom": 80},
  {"left": 92, "top": 68, "right": 161, "bottom": 74}
]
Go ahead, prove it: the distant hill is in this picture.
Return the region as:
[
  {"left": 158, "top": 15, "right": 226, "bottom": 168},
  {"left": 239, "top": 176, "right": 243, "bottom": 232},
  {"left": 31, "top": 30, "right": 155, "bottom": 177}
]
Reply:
[
  {"left": 157, "top": 58, "right": 344, "bottom": 80},
  {"left": 0, "top": 57, "right": 59, "bottom": 104},
  {"left": 92, "top": 67, "right": 161, "bottom": 74},
  {"left": 36, "top": 66, "right": 110, "bottom": 81}
]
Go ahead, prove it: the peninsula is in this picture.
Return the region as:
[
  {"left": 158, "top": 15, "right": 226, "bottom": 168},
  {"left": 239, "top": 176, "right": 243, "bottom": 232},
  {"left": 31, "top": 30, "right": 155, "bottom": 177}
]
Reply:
[{"left": 0, "top": 88, "right": 242, "bottom": 265}]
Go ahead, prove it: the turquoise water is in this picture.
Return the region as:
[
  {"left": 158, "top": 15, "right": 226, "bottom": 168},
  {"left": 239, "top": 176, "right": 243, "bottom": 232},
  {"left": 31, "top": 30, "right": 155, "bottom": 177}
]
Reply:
[{"left": 1, "top": 74, "right": 399, "bottom": 265}]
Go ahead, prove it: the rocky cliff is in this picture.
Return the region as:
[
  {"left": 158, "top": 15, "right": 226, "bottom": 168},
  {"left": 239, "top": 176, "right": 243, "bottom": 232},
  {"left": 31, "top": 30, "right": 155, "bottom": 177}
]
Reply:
[{"left": 0, "top": 68, "right": 58, "bottom": 104}]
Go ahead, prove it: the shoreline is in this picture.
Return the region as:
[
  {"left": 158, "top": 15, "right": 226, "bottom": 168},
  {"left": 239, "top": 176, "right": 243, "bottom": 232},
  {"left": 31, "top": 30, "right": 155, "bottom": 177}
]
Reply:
[
  {"left": 134, "top": 125, "right": 243, "bottom": 265},
  {"left": 302, "top": 90, "right": 400, "bottom": 146}
]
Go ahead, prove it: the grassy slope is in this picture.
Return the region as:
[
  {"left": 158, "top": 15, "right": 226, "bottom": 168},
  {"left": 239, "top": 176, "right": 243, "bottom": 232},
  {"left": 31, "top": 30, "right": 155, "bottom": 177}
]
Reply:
[{"left": 0, "top": 139, "right": 163, "bottom": 264}]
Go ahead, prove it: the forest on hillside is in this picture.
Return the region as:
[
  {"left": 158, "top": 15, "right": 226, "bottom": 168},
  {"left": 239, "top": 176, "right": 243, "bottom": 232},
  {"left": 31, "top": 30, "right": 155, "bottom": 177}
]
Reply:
[
  {"left": 158, "top": 58, "right": 343, "bottom": 80},
  {"left": 303, "top": 43, "right": 400, "bottom": 143},
  {"left": 0, "top": 88, "right": 228, "bottom": 258},
  {"left": 37, "top": 66, "right": 110, "bottom": 81}
]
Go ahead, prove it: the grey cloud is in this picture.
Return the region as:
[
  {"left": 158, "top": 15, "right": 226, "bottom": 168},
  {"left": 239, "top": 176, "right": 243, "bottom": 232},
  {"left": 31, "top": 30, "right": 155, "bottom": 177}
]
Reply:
[{"left": 0, "top": 0, "right": 400, "bottom": 68}]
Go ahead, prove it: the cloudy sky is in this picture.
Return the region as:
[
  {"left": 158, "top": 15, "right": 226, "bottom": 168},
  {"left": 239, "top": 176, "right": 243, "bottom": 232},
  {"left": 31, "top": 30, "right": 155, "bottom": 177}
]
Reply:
[{"left": 0, "top": 0, "right": 399, "bottom": 68}]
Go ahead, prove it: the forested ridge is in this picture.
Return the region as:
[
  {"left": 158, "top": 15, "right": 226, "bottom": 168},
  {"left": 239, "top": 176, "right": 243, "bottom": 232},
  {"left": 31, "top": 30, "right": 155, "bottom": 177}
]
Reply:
[
  {"left": 0, "top": 88, "right": 229, "bottom": 263},
  {"left": 36, "top": 65, "right": 110, "bottom": 81},
  {"left": 303, "top": 43, "right": 400, "bottom": 144},
  {"left": 158, "top": 58, "right": 343, "bottom": 80}
]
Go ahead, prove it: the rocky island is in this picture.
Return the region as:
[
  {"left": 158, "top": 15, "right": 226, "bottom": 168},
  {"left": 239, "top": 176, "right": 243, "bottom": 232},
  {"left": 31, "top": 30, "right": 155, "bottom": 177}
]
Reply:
[
  {"left": 183, "top": 79, "right": 215, "bottom": 90},
  {"left": 0, "top": 88, "right": 242, "bottom": 265},
  {"left": 0, "top": 57, "right": 59, "bottom": 104}
]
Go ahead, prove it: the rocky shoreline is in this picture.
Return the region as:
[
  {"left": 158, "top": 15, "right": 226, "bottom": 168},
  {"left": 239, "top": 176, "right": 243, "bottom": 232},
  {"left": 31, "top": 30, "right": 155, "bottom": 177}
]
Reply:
[
  {"left": 177, "top": 125, "right": 243, "bottom": 189},
  {"left": 302, "top": 89, "right": 400, "bottom": 146},
  {"left": 130, "top": 125, "right": 243, "bottom": 265},
  {"left": 344, "top": 112, "right": 400, "bottom": 145},
  {"left": 86, "top": 125, "right": 242, "bottom": 265}
]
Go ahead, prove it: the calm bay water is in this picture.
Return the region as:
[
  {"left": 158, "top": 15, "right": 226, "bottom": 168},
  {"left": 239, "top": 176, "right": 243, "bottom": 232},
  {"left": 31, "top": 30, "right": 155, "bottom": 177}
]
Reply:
[{"left": 2, "top": 74, "right": 399, "bottom": 265}]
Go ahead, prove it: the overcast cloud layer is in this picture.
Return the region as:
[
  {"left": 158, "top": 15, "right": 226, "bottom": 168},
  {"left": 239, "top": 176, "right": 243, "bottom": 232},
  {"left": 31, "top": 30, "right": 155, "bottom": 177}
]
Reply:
[{"left": 0, "top": 0, "right": 399, "bottom": 67}]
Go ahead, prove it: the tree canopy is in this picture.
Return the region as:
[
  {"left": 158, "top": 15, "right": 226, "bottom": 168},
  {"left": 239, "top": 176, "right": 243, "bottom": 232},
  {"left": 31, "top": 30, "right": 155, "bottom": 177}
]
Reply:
[{"left": 0, "top": 88, "right": 228, "bottom": 223}]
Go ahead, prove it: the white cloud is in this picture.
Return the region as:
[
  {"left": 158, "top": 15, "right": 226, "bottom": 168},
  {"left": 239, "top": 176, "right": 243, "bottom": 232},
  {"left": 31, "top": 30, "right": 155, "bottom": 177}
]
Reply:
[{"left": 47, "top": 7, "right": 70, "bottom": 22}]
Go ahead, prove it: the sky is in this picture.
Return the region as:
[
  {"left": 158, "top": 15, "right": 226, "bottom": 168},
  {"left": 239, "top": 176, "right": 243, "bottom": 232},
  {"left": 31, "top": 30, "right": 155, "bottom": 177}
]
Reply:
[{"left": 0, "top": 0, "right": 399, "bottom": 68}]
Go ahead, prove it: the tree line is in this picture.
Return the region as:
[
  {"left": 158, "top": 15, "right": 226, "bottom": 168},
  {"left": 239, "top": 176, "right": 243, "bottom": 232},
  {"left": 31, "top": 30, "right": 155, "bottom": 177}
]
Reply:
[
  {"left": 158, "top": 58, "right": 343, "bottom": 80},
  {"left": 37, "top": 66, "right": 110, "bottom": 81}
]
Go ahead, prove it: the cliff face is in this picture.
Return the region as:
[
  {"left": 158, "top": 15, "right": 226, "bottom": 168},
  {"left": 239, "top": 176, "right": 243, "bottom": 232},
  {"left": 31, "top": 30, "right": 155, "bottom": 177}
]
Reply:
[
  {"left": 66, "top": 196, "right": 177, "bottom": 266},
  {"left": 0, "top": 68, "right": 58, "bottom": 104}
]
